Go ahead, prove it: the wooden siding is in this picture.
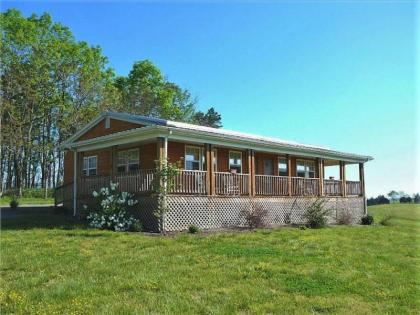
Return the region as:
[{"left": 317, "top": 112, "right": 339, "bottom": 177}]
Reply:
[{"left": 77, "top": 118, "right": 144, "bottom": 141}]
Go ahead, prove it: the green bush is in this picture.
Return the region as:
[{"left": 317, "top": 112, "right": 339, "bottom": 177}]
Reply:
[
  {"left": 188, "top": 225, "right": 199, "bottom": 234},
  {"left": 10, "top": 198, "right": 19, "bottom": 209},
  {"left": 303, "top": 199, "right": 330, "bottom": 228},
  {"left": 129, "top": 221, "right": 143, "bottom": 232},
  {"left": 361, "top": 214, "right": 374, "bottom": 225}
]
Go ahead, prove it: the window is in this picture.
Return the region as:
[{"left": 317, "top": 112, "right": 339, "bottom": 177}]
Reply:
[
  {"left": 296, "top": 160, "right": 316, "bottom": 178},
  {"left": 278, "top": 158, "right": 288, "bottom": 176},
  {"left": 117, "top": 149, "right": 139, "bottom": 173},
  {"left": 229, "top": 151, "right": 242, "bottom": 173},
  {"left": 185, "top": 146, "right": 202, "bottom": 170},
  {"left": 83, "top": 156, "right": 97, "bottom": 176}
]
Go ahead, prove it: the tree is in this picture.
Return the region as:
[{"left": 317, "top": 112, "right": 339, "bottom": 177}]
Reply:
[
  {"left": 414, "top": 193, "right": 420, "bottom": 204},
  {"left": 193, "top": 107, "right": 222, "bottom": 128},
  {"left": 387, "top": 191, "right": 400, "bottom": 203}
]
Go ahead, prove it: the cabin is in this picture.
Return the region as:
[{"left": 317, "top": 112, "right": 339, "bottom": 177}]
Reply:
[{"left": 56, "top": 111, "right": 373, "bottom": 232}]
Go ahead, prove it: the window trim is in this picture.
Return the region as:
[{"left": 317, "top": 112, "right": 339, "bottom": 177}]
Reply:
[
  {"left": 228, "top": 150, "right": 242, "bottom": 173},
  {"left": 83, "top": 155, "right": 97, "bottom": 176},
  {"left": 117, "top": 148, "right": 139, "bottom": 173},
  {"left": 296, "top": 159, "right": 316, "bottom": 178},
  {"left": 184, "top": 145, "right": 203, "bottom": 171},
  {"left": 278, "top": 156, "right": 288, "bottom": 176}
]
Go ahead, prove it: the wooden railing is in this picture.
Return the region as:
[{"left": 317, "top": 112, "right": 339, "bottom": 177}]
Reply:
[
  {"left": 215, "top": 172, "right": 249, "bottom": 195},
  {"left": 77, "top": 169, "right": 155, "bottom": 197},
  {"left": 114, "top": 169, "right": 155, "bottom": 193},
  {"left": 323, "top": 179, "right": 342, "bottom": 196},
  {"left": 54, "top": 182, "right": 73, "bottom": 205},
  {"left": 255, "top": 175, "right": 288, "bottom": 196},
  {"left": 346, "top": 180, "right": 361, "bottom": 196},
  {"left": 171, "top": 170, "right": 207, "bottom": 194},
  {"left": 291, "top": 177, "right": 319, "bottom": 196}
]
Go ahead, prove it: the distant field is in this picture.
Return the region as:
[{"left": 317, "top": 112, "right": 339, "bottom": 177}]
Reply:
[{"left": 1, "top": 204, "right": 419, "bottom": 314}]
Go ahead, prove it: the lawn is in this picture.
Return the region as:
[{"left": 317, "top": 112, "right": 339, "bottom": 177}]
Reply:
[
  {"left": 0, "top": 196, "right": 54, "bottom": 206},
  {"left": 1, "top": 204, "right": 419, "bottom": 314}
]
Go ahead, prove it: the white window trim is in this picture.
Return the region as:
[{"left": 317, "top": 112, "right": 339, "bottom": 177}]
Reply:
[
  {"left": 296, "top": 159, "right": 316, "bottom": 178},
  {"left": 278, "top": 156, "right": 288, "bottom": 176},
  {"left": 229, "top": 150, "right": 242, "bottom": 173},
  {"left": 83, "top": 155, "right": 97, "bottom": 176},
  {"left": 184, "top": 145, "right": 203, "bottom": 171},
  {"left": 117, "top": 148, "right": 139, "bottom": 173}
]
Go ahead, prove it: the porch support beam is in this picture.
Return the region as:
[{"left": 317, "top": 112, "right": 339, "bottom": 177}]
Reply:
[
  {"left": 359, "top": 162, "right": 365, "bottom": 197},
  {"left": 210, "top": 145, "right": 216, "bottom": 195},
  {"left": 340, "top": 161, "right": 346, "bottom": 197},
  {"left": 318, "top": 158, "right": 324, "bottom": 196},
  {"left": 111, "top": 145, "right": 117, "bottom": 177},
  {"left": 287, "top": 154, "right": 292, "bottom": 196},
  {"left": 248, "top": 149, "right": 254, "bottom": 196},
  {"left": 205, "top": 144, "right": 212, "bottom": 195},
  {"left": 73, "top": 149, "right": 77, "bottom": 216}
]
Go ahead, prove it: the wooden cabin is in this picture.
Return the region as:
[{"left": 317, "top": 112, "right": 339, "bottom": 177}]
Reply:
[{"left": 56, "top": 112, "right": 373, "bottom": 232}]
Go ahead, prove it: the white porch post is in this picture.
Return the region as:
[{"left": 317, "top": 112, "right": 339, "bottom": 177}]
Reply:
[{"left": 73, "top": 149, "right": 77, "bottom": 216}]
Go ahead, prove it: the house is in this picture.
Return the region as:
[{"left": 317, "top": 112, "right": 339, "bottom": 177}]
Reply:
[{"left": 56, "top": 111, "right": 373, "bottom": 232}]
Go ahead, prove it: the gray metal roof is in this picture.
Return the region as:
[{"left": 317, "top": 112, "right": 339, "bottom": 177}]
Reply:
[{"left": 105, "top": 111, "right": 373, "bottom": 162}]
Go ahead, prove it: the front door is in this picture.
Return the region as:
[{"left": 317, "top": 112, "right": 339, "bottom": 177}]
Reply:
[{"left": 263, "top": 158, "right": 273, "bottom": 175}]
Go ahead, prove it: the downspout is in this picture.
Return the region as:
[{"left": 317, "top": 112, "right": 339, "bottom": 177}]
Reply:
[{"left": 73, "top": 149, "right": 77, "bottom": 216}]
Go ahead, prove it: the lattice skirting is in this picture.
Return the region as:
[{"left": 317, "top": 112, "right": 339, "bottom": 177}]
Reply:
[
  {"left": 72, "top": 195, "right": 365, "bottom": 232},
  {"left": 164, "top": 196, "right": 365, "bottom": 232}
]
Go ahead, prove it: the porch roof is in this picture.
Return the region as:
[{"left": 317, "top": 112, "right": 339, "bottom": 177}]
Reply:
[{"left": 62, "top": 111, "right": 373, "bottom": 163}]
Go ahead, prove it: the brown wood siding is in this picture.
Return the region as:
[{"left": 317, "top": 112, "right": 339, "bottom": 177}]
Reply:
[
  {"left": 63, "top": 151, "right": 74, "bottom": 184},
  {"left": 168, "top": 141, "right": 187, "bottom": 168},
  {"left": 77, "top": 118, "right": 144, "bottom": 141},
  {"left": 81, "top": 149, "right": 112, "bottom": 176},
  {"left": 255, "top": 152, "right": 280, "bottom": 175}
]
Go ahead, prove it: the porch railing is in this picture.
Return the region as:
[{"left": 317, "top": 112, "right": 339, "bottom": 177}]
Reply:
[
  {"left": 291, "top": 177, "right": 319, "bottom": 196},
  {"left": 323, "top": 179, "right": 342, "bottom": 196},
  {"left": 215, "top": 172, "right": 249, "bottom": 195},
  {"left": 78, "top": 169, "right": 155, "bottom": 197},
  {"left": 54, "top": 182, "right": 73, "bottom": 205},
  {"left": 346, "top": 180, "right": 362, "bottom": 196},
  {"left": 171, "top": 170, "right": 207, "bottom": 195},
  {"left": 255, "top": 175, "right": 288, "bottom": 196}
]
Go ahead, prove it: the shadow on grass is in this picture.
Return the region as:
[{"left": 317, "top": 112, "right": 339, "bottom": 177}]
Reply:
[{"left": 1, "top": 211, "right": 87, "bottom": 231}]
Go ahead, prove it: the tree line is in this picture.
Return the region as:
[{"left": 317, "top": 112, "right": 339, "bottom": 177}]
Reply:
[
  {"left": 367, "top": 191, "right": 420, "bottom": 206},
  {"left": 0, "top": 9, "right": 222, "bottom": 196}
]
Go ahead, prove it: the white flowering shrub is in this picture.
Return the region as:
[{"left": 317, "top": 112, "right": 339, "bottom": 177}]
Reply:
[{"left": 84, "top": 182, "right": 141, "bottom": 232}]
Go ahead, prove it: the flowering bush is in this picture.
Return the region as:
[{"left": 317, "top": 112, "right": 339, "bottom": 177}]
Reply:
[{"left": 84, "top": 182, "right": 141, "bottom": 232}]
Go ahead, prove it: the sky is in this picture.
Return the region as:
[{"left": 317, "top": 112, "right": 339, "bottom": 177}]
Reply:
[{"left": 2, "top": 1, "right": 418, "bottom": 197}]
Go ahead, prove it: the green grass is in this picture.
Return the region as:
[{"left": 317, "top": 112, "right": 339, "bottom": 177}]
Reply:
[
  {"left": 0, "top": 196, "right": 54, "bottom": 206},
  {"left": 1, "top": 204, "right": 419, "bottom": 314}
]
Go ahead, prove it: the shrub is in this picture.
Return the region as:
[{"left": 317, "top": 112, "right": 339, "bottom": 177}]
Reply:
[
  {"left": 9, "top": 198, "right": 18, "bottom": 209},
  {"left": 3, "top": 188, "right": 54, "bottom": 199},
  {"left": 303, "top": 199, "right": 330, "bottom": 228},
  {"left": 361, "top": 214, "right": 374, "bottom": 225},
  {"left": 379, "top": 214, "right": 393, "bottom": 226},
  {"left": 84, "top": 182, "right": 140, "bottom": 232},
  {"left": 242, "top": 202, "right": 268, "bottom": 229},
  {"left": 299, "top": 225, "right": 307, "bottom": 230},
  {"left": 283, "top": 212, "right": 292, "bottom": 225},
  {"left": 337, "top": 209, "right": 352, "bottom": 225},
  {"left": 188, "top": 225, "right": 199, "bottom": 234}
]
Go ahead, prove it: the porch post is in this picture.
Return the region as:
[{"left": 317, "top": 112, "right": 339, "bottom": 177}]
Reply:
[
  {"left": 72, "top": 149, "right": 77, "bottom": 216},
  {"left": 157, "top": 137, "right": 168, "bottom": 232},
  {"left": 111, "top": 145, "right": 117, "bottom": 179},
  {"left": 287, "top": 155, "right": 292, "bottom": 196},
  {"left": 250, "top": 150, "right": 256, "bottom": 196},
  {"left": 359, "top": 162, "right": 367, "bottom": 214},
  {"left": 210, "top": 145, "right": 216, "bottom": 195},
  {"left": 340, "top": 161, "right": 346, "bottom": 197},
  {"left": 205, "top": 144, "right": 212, "bottom": 195},
  {"left": 359, "top": 163, "right": 365, "bottom": 197},
  {"left": 318, "top": 158, "right": 324, "bottom": 196},
  {"left": 248, "top": 149, "right": 253, "bottom": 196}
]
